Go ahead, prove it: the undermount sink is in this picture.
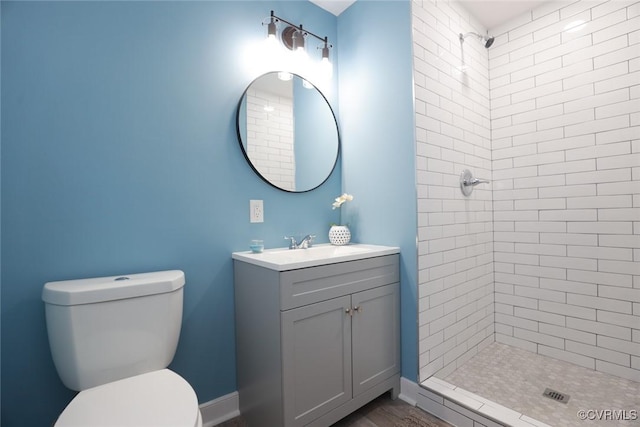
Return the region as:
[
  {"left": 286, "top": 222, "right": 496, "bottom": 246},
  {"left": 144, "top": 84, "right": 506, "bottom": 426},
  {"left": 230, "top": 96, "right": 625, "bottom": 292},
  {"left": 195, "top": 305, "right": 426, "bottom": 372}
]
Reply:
[{"left": 232, "top": 243, "right": 400, "bottom": 271}]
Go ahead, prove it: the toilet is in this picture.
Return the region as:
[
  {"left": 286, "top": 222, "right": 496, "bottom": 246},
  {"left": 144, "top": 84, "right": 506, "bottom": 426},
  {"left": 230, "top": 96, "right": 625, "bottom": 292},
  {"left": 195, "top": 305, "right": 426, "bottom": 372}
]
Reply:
[{"left": 42, "top": 270, "right": 202, "bottom": 427}]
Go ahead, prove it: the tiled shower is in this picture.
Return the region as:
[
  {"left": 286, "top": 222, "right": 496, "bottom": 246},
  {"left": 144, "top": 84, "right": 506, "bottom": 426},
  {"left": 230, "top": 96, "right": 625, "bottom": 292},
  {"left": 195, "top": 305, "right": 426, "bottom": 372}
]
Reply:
[
  {"left": 415, "top": 0, "right": 495, "bottom": 381},
  {"left": 415, "top": 0, "right": 639, "bottom": 423},
  {"left": 491, "top": 0, "right": 639, "bottom": 382}
]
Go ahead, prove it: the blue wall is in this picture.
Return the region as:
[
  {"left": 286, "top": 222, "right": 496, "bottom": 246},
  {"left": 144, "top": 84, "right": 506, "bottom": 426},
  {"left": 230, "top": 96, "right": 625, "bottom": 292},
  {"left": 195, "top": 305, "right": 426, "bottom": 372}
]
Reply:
[
  {"left": 337, "top": 0, "right": 418, "bottom": 381},
  {"left": 1, "top": 2, "right": 341, "bottom": 425}
]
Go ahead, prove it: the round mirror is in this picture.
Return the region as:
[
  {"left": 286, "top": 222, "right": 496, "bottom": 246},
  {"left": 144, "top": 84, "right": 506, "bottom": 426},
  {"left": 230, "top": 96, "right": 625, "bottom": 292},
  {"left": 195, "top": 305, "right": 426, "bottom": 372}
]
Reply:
[{"left": 236, "top": 72, "right": 340, "bottom": 192}]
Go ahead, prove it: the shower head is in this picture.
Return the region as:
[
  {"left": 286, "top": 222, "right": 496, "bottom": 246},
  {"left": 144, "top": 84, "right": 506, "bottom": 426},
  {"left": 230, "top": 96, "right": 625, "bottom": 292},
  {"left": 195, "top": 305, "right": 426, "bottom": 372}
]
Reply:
[
  {"left": 484, "top": 36, "right": 495, "bottom": 48},
  {"left": 459, "top": 32, "right": 495, "bottom": 49}
]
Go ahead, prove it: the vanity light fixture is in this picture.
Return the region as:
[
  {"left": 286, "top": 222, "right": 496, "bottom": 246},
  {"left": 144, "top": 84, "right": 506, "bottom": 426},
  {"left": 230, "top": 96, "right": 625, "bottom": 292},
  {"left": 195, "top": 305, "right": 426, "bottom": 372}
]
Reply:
[
  {"left": 291, "top": 26, "right": 305, "bottom": 52},
  {"left": 263, "top": 10, "right": 333, "bottom": 69},
  {"left": 267, "top": 14, "right": 277, "bottom": 41},
  {"left": 320, "top": 39, "right": 332, "bottom": 77},
  {"left": 321, "top": 41, "right": 330, "bottom": 63}
]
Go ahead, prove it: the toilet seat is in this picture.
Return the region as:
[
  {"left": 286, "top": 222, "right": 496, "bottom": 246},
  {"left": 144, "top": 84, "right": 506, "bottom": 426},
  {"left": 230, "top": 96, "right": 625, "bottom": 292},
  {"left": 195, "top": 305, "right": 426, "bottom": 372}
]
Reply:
[{"left": 55, "top": 369, "right": 202, "bottom": 427}]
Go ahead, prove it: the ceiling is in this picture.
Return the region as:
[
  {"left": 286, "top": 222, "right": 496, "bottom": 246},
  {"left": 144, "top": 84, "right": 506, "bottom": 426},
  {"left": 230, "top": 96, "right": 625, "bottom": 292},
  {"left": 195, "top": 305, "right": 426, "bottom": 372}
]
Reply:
[
  {"left": 309, "top": 0, "right": 356, "bottom": 16},
  {"left": 458, "top": 0, "right": 548, "bottom": 30},
  {"left": 310, "top": 0, "right": 548, "bottom": 30}
]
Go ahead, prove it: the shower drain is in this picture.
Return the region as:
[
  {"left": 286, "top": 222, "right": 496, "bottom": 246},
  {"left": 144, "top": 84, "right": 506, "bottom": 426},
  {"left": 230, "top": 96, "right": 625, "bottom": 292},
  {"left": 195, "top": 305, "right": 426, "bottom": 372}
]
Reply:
[{"left": 543, "top": 388, "right": 570, "bottom": 404}]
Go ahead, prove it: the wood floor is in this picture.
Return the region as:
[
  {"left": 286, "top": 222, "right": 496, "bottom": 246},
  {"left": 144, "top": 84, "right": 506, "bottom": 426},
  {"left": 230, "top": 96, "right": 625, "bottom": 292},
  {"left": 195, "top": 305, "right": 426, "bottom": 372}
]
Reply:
[{"left": 216, "top": 392, "right": 454, "bottom": 427}]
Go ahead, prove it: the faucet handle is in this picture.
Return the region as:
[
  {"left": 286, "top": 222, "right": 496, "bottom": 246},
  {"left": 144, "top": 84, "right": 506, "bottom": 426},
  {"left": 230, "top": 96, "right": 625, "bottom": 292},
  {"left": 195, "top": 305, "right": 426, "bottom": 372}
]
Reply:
[
  {"left": 284, "top": 236, "right": 296, "bottom": 249},
  {"left": 300, "top": 235, "right": 316, "bottom": 249},
  {"left": 466, "top": 177, "right": 490, "bottom": 186}
]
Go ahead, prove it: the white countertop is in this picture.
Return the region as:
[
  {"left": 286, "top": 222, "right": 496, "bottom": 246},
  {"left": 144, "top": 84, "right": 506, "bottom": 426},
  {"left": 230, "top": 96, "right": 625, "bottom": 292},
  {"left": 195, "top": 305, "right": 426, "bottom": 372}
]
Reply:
[{"left": 232, "top": 243, "right": 400, "bottom": 271}]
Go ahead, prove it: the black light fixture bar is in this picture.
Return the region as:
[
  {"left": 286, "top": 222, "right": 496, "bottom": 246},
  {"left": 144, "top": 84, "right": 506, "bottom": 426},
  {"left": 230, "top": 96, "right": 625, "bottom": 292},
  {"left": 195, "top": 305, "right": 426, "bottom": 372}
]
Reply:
[{"left": 268, "top": 10, "right": 332, "bottom": 50}]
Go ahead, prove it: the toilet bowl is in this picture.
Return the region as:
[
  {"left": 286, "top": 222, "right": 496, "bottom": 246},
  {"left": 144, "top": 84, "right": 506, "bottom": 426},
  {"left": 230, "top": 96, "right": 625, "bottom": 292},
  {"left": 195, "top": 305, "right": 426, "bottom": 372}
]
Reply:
[{"left": 55, "top": 370, "right": 202, "bottom": 427}]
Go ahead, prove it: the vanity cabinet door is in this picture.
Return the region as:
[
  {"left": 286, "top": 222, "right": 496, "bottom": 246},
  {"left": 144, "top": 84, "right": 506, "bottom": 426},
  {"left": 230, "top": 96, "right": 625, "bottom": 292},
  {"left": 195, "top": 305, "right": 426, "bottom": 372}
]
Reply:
[
  {"left": 281, "top": 295, "right": 353, "bottom": 427},
  {"left": 351, "top": 283, "right": 400, "bottom": 397}
]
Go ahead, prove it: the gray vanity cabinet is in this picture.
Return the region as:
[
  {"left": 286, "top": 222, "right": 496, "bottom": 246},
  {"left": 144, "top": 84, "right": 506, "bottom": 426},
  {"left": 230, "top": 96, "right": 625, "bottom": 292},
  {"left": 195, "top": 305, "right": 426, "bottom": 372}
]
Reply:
[
  {"left": 234, "top": 254, "right": 400, "bottom": 427},
  {"left": 351, "top": 283, "right": 400, "bottom": 396},
  {"left": 281, "top": 295, "right": 352, "bottom": 426}
]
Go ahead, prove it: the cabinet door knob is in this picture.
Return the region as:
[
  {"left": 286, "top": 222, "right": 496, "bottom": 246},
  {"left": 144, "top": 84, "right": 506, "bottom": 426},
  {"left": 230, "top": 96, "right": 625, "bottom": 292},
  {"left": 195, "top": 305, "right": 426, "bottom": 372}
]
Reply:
[
  {"left": 353, "top": 306, "right": 362, "bottom": 313},
  {"left": 345, "top": 308, "right": 352, "bottom": 316}
]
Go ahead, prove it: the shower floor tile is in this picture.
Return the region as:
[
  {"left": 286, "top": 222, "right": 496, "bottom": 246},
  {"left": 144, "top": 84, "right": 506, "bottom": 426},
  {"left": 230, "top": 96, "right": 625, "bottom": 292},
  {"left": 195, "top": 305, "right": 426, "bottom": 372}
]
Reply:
[{"left": 440, "top": 342, "right": 640, "bottom": 426}]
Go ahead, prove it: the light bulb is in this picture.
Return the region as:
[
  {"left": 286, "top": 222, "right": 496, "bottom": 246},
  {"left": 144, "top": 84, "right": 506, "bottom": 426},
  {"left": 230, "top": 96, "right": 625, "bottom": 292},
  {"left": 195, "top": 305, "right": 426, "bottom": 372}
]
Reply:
[
  {"left": 292, "top": 30, "right": 305, "bottom": 52},
  {"left": 321, "top": 57, "right": 333, "bottom": 78},
  {"left": 265, "top": 33, "right": 278, "bottom": 52}
]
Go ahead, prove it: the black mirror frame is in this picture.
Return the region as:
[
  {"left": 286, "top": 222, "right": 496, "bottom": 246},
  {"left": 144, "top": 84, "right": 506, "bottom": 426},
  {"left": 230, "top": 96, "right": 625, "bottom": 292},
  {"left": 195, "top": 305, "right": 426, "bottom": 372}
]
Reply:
[{"left": 236, "top": 71, "right": 341, "bottom": 193}]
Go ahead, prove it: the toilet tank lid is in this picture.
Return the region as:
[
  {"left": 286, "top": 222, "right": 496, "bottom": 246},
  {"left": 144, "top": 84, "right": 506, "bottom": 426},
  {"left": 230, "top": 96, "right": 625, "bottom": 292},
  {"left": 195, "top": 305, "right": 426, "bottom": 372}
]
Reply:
[{"left": 42, "top": 270, "right": 185, "bottom": 306}]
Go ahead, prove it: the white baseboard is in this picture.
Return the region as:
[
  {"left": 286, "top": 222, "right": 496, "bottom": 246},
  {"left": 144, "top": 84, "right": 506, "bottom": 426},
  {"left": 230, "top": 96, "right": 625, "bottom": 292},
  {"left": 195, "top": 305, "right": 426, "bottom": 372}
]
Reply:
[
  {"left": 398, "top": 376, "right": 420, "bottom": 407},
  {"left": 199, "top": 391, "right": 240, "bottom": 427}
]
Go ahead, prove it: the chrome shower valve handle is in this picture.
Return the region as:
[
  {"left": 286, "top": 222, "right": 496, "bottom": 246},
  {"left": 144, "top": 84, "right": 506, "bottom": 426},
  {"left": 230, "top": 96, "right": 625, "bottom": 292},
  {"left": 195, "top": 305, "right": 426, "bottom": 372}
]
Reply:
[
  {"left": 465, "top": 177, "right": 490, "bottom": 186},
  {"left": 460, "top": 169, "right": 490, "bottom": 196}
]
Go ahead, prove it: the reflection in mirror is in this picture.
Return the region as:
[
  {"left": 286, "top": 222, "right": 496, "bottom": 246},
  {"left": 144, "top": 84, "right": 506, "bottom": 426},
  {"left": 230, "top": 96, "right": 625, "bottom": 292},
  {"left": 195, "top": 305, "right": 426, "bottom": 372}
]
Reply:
[{"left": 237, "top": 72, "right": 340, "bottom": 193}]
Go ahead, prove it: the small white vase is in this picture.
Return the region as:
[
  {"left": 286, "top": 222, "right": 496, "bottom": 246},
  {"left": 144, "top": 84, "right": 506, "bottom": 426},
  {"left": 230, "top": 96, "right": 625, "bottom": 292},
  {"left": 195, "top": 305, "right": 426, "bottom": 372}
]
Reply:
[{"left": 329, "top": 225, "right": 351, "bottom": 246}]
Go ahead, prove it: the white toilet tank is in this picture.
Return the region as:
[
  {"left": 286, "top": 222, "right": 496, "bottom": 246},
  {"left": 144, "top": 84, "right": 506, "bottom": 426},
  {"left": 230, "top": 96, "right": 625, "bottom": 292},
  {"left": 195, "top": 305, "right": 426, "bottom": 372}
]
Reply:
[{"left": 42, "top": 270, "right": 185, "bottom": 391}]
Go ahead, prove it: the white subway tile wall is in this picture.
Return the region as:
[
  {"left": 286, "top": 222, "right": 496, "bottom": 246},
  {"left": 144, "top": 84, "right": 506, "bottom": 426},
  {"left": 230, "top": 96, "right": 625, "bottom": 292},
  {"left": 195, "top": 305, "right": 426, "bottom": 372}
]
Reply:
[
  {"left": 415, "top": 0, "right": 640, "bottom": 385},
  {"left": 245, "top": 88, "right": 295, "bottom": 190},
  {"left": 490, "top": 0, "right": 639, "bottom": 382},
  {"left": 413, "top": 0, "right": 495, "bottom": 382}
]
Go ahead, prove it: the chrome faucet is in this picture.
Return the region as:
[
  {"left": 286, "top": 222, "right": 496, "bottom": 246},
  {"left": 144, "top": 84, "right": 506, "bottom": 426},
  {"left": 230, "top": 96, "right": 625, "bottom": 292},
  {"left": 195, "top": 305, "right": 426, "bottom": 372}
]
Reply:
[{"left": 284, "top": 235, "right": 316, "bottom": 249}]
